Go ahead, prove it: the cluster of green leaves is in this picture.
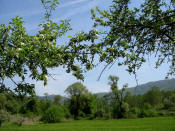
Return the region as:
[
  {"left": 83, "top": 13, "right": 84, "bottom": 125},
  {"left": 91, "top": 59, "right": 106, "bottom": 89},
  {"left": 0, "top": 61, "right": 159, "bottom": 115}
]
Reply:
[
  {"left": 101, "top": 0, "right": 175, "bottom": 76},
  {"left": 0, "top": 110, "right": 10, "bottom": 126},
  {"left": 0, "top": 0, "right": 98, "bottom": 94},
  {"left": 41, "top": 105, "right": 64, "bottom": 123},
  {"left": 70, "top": 0, "right": 175, "bottom": 78}
]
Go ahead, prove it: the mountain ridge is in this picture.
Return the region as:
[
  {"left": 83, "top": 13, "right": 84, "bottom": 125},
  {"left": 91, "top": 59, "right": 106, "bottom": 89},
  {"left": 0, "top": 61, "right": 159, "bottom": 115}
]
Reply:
[
  {"left": 38, "top": 78, "right": 175, "bottom": 100},
  {"left": 126, "top": 78, "right": 175, "bottom": 95}
]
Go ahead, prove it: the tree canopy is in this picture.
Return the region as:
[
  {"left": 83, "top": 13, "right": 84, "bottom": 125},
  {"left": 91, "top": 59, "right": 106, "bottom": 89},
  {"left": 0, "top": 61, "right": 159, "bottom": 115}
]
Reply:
[
  {"left": 1, "top": 0, "right": 175, "bottom": 94},
  {"left": 65, "top": 82, "right": 94, "bottom": 119},
  {"left": 0, "top": 0, "right": 97, "bottom": 94},
  {"left": 71, "top": 0, "right": 175, "bottom": 79}
]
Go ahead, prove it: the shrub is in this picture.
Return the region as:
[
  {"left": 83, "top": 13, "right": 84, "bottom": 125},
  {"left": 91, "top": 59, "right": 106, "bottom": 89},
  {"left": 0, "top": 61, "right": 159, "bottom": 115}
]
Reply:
[
  {"left": 94, "top": 109, "right": 105, "bottom": 119},
  {"left": 63, "top": 106, "right": 72, "bottom": 119},
  {"left": 11, "top": 115, "right": 25, "bottom": 126},
  {"left": 128, "top": 107, "right": 140, "bottom": 119},
  {"left": 121, "top": 102, "right": 129, "bottom": 118},
  {"left": 139, "top": 103, "right": 158, "bottom": 118},
  {"left": 147, "top": 109, "right": 158, "bottom": 117},
  {"left": 139, "top": 109, "right": 158, "bottom": 118},
  {"left": 41, "top": 105, "right": 64, "bottom": 123},
  {"left": 0, "top": 110, "right": 10, "bottom": 126},
  {"left": 127, "top": 112, "right": 138, "bottom": 119},
  {"left": 157, "top": 110, "right": 166, "bottom": 116}
]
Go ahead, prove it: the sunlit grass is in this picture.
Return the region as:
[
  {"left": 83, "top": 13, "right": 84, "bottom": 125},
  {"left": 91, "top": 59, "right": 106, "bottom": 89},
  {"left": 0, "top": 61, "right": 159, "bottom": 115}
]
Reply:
[{"left": 1, "top": 117, "right": 175, "bottom": 131}]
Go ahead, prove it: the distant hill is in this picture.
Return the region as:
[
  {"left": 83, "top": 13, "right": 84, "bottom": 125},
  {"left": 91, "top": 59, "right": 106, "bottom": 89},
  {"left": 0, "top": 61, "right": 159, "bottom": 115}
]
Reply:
[
  {"left": 38, "top": 95, "right": 55, "bottom": 100},
  {"left": 38, "top": 79, "right": 175, "bottom": 100},
  {"left": 126, "top": 79, "right": 175, "bottom": 95},
  {"left": 38, "top": 95, "right": 67, "bottom": 102},
  {"left": 95, "top": 79, "right": 175, "bottom": 96}
]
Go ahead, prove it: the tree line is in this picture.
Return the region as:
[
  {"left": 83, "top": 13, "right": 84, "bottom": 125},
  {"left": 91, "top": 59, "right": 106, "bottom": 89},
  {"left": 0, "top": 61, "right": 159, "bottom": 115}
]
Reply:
[{"left": 0, "top": 76, "right": 175, "bottom": 125}]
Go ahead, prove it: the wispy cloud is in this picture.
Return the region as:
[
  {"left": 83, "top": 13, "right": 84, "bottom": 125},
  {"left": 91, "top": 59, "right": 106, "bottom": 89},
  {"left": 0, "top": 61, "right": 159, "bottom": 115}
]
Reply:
[
  {"left": 58, "top": 0, "right": 89, "bottom": 9},
  {"left": 0, "top": 9, "right": 42, "bottom": 18},
  {"left": 54, "top": 0, "right": 99, "bottom": 20},
  {"left": 0, "top": 0, "right": 89, "bottom": 18}
]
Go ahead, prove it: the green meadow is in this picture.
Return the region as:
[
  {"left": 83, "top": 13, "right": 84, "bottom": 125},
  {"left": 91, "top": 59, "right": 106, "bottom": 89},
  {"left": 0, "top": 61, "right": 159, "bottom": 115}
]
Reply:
[{"left": 1, "top": 117, "right": 175, "bottom": 131}]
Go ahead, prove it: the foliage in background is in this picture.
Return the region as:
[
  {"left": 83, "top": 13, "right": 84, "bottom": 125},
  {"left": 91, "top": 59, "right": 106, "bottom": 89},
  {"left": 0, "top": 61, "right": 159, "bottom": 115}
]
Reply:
[
  {"left": 65, "top": 82, "right": 95, "bottom": 119},
  {"left": 0, "top": 79, "right": 175, "bottom": 124},
  {"left": 41, "top": 105, "right": 64, "bottom": 123},
  {"left": 0, "top": 110, "right": 10, "bottom": 126}
]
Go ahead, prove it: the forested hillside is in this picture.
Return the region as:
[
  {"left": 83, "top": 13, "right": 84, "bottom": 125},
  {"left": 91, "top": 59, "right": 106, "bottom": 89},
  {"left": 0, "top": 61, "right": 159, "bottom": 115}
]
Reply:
[{"left": 126, "top": 79, "right": 175, "bottom": 95}]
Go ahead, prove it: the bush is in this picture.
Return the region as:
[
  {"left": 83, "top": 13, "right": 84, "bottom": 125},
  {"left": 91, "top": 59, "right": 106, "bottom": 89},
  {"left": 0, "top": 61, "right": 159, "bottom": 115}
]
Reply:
[
  {"left": 63, "top": 106, "right": 72, "bottom": 119},
  {"left": 0, "top": 110, "right": 10, "bottom": 126},
  {"left": 41, "top": 105, "right": 64, "bottom": 123},
  {"left": 94, "top": 109, "right": 105, "bottom": 119},
  {"left": 11, "top": 115, "right": 25, "bottom": 126},
  {"left": 127, "top": 107, "right": 140, "bottom": 119},
  {"left": 139, "top": 103, "right": 158, "bottom": 118},
  {"left": 121, "top": 102, "right": 129, "bottom": 118},
  {"left": 157, "top": 110, "right": 166, "bottom": 116},
  {"left": 139, "top": 109, "right": 158, "bottom": 118},
  {"left": 127, "top": 112, "right": 138, "bottom": 119},
  {"left": 104, "top": 112, "right": 111, "bottom": 120}
]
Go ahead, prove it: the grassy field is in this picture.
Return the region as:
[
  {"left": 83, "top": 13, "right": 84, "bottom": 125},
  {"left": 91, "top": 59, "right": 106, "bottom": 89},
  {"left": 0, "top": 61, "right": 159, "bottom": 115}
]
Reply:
[{"left": 1, "top": 117, "right": 175, "bottom": 131}]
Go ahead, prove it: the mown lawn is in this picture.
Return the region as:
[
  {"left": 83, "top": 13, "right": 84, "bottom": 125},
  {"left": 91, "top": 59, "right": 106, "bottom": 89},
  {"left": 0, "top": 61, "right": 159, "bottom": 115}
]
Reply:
[{"left": 1, "top": 117, "right": 175, "bottom": 131}]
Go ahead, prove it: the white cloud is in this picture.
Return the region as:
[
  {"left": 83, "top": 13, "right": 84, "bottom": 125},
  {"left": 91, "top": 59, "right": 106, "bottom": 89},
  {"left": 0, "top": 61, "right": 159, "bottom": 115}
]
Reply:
[
  {"left": 0, "top": 0, "right": 90, "bottom": 19},
  {"left": 54, "top": 0, "right": 100, "bottom": 20},
  {"left": 0, "top": 9, "right": 42, "bottom": 18},
  {"left": 58, "top": 0, "right": 89, "bottom": 9}
]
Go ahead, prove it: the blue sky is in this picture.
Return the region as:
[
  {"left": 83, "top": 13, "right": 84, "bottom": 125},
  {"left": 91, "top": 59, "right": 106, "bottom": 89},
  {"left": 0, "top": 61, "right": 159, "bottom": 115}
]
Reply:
[{"left": 0, "top": 0, "right": 170, "bottom": 96}]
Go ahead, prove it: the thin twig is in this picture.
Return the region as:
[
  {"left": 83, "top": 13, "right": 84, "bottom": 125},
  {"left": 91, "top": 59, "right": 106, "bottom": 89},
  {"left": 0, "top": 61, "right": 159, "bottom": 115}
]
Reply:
[
  {"left": 97, "top": 63, "right": 111, "bottom": 81},
  {"left": 10, "top": 78, "right": 18, "bottom": 86}
]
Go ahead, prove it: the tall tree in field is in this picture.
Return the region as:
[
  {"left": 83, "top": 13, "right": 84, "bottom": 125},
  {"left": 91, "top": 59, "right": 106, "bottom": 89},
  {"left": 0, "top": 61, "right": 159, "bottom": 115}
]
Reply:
[
  {"left": 65, "top": 82, "right": 94, "bottom": 119},
  {"left": 108, "top": 75, "right": 129, "bottom": 118}
]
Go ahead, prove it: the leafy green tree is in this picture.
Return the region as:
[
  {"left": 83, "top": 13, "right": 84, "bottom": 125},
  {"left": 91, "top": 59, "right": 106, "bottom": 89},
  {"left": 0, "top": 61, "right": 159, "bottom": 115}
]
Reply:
[
  {"left": 25, "top": 97, "right": 39, "bottom": 115},
  {"left": 38, "top": 94, "right": 53, "bottom": 115},
  {"left": 94, "top": 0, "right": 175, "bottom": 76},
  {"left": 65, "top": 82, "right": 94, "bottom": 119},
  {"left": 5, "top": 99, "right": 19, "bottom": 114},
  {"left": 0, "top": 0, "right": 96, "bottom": 95},
  {"left": 126, "top": 94, "right": 143, "bottom": 110},
  {"left": 41, "top": 105, "right": 64, "bottom": 123},
  {"left": 108, "top": 75, "right": 129, "bottom": 118},
  {"left": 139, "top": 103, "right": 158, "bottom": 117},
  {"left": 93, "top": 96, "right": 106, "bottom": 119},
  {"left": 143, "top": 86, "right": 161, "bottom": 108},
  {"left": 0, "top": 93, "right": 6, "bottom": 110},
  {"left": 0, "top": 92, "right": 19, "bottom": 114},
  {"left": 14, "top": 83, "right": 35, "bottom": 100},
  {"left": 162, "top": 90, "right": 175, "bottom": 109},
  {"left": 54, "top": 95, "right": 62, "bottom": 105},
  {"left": 68, "top": 0, "right": 175, "bottom": 79}
]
